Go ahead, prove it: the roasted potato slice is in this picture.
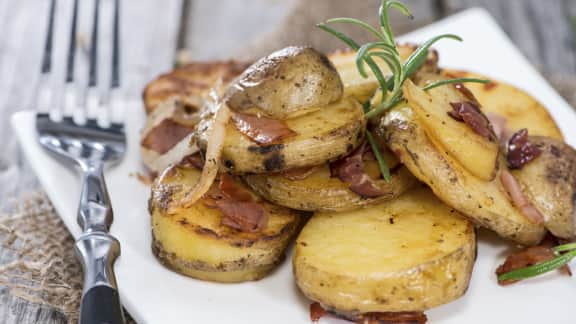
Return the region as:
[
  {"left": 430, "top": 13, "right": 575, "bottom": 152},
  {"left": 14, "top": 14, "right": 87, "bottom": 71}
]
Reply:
[
  {"left": 143, "top": 61, "right": 250, "bottom": 114},
  {"left": 328, "top": 45, "right": 438, "bottom": 103},
  {"left": 141, "top": 61, "right": 251, "bottom": 172},
  {"left": 197, "top": 97, "right": 366, "bottom": 174},
  {"left": 442, "top": 70, "right": 563, "bottom": 140},
  {"left": 244, "top": 159, "right": 417, "bottom": 212},
  {"left": 225, "top": 46, "right": 343, "bottom": 119},
  {"left": 403, "top": 78, "right": 499, "bottom": 181},
  {"left": 150, "top": 165, "right": 304, "bottom": 282},
  {"left": 511, "top": 136, "right": 576, "bottom": 239},
  {"left": 294, "top": 186, "right": 476, "bottom": 317},
  {"left": 382, "top": 105, "right": 546, "bottom": 245}
]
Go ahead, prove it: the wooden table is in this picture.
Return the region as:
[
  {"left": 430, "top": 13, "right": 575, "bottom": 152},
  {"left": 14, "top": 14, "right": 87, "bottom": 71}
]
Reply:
[{"left": 1, "top": 0, "right": 575, "bottom": 322}]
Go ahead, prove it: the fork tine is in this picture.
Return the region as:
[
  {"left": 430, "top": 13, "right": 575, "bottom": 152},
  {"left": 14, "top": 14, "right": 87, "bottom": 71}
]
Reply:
[
  {"left": 85, "top": 0, "right": 101, "bottom": 123},
  {"left": 111, "top": 0, "right": 120, "bottom": 90},
  {"left": 88, "top": 0, "right": 100, "bottom": 88},
  {"left": 109, "top": 0, "right": 123, "bottom": 125},
  {"left": 36, "top": 0, "right": 57, "bottom": 113},
  {"left": 41, "top": 0, "right": 57, "bottom": 75},
  {"left": 63, "top": 0, "right": 79, "bottom": 119},
  {"left": 65, "top": 0, "right": 79, "bottom": 84}
]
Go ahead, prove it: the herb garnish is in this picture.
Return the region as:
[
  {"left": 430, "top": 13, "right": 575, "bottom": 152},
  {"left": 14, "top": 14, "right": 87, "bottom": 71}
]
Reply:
[
  {"left": 318, "top": 0, "right": 487, "bottom": 181},
  {"left": 498, "top": 242, "right": 576, "bottom": 283}
]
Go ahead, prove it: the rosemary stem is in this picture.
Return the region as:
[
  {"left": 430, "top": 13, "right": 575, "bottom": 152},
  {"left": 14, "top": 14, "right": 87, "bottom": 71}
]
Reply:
[
  {"left": 365, "top": 95, "right": 403, "bottom": 119},
  {"left": 366, "top": 131, "right": 391, "bottom": 182},
  {"left": 553, "top": 243, "right": 576, "bottom": 253},
  {"left": 498, "top": 249, "right": 576, "bottom": 282}
]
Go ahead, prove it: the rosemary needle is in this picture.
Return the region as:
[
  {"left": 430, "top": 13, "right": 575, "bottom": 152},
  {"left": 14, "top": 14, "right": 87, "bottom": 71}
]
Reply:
[
  {"left": 320, "top": 0, "right": 574, "bottom": 285},
  {"left": 318, "top": 0, "right": 483, "bottom": 181},
  {"left": 498, "top": 246, "right": 576, "bottom": 282}
]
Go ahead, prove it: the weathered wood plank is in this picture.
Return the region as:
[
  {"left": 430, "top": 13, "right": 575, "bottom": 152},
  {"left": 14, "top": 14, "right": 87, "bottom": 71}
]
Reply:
[
  {"left": 0, "top": 0, "right": 183, "bottom": 199},
  {"left": 442, "top": 0, "right": 576, "bottom": 75},
  {"left": 182, "top": 0, "right": 292, "bottom": 60},
  {"left": 0, "top": 0, "right": 46, "bottom": 202},
  {"left": 0, "top": 0, "right": 183, "bottom": 322},
  {"left": 203, "top": 0, "right": 443, "bottom": 60},
  {"left": 2, "top": 0, "right": 575, "bottom": 323},
  {"left": 121, "top": 0, "right": 183, "bottom": 96},
  {"left": 0, "top": 291, "right": 67, "bottom": 324}
]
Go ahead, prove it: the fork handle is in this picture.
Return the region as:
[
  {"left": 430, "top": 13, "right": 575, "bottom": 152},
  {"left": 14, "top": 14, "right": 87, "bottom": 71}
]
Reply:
[
  {"left": 76, "top": 232, "right": 125, "bottom": 324},
  {"left": 78, "top": 161, "right": 113, "bottom": 232}
]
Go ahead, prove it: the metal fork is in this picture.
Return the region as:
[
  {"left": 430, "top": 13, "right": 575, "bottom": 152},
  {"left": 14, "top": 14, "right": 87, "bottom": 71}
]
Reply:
[{"left": 35, "top": 0, "right": 126, "bottom": 323}]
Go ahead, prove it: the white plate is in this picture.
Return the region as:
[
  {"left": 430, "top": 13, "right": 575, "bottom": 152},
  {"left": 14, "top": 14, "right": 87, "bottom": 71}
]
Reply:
[{"left": 12, "top": 8, "right": 576, "bottom": 324}]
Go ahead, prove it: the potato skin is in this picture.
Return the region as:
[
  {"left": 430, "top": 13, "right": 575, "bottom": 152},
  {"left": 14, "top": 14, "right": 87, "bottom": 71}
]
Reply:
[
  {"left": 442, "top": 70, "right": 563, "bottom": 140},
  {"left": 293, "top": 186, "right": 476, "bottom": 316},
  {"left": 403, "top": 76, "right": 499, "bottom": 182},
  {"left": 381, "top": 105, "right": 546, "bottom": 245},
  {"left": 149, "top": 165, "right": 304, "bottom": 282},
  {"left": 224, "top": 46, "right": 343, "bottom": 120},
  {"left": 244, "top": 164, "right": 417, "bottom": 212},
  {"left": 512, "top": 136, "right": 576, "bottom": 239},
  {"left": 197, "top": 97, "right": 366, "bottom": 174}
]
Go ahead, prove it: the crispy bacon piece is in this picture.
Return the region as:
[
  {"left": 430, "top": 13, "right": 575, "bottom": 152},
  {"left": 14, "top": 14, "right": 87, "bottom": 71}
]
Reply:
[
  {"left": 358, "top": 312, "right": 428, "bottom": 324},
  {"left": 232, "top": 112, "right": 297, "bottom": 145},
  {"left": 507, "top": 128, "right": 541, "bottom": 169},
  {"left": 496, "top": 235, "right": 572, "bottom": 285},
  {"left": 281, "top": 166, "right": 319, "bottom": 181},
  {"left": 453, "top": 83, "right": 478, "bottom": 103},
  {"left": 308, "top": 302, "right": 427, "bottom": 324},
  {"left": 141, "top": 119, "right": 193, "bottom": 154},
  {"left": 218, "top": 173, "right": 253, "bottom": 202},
  {"left": 310, "top": 302, "right": 327, "bottom": 323},
  {"left": 330, "top": 143, "right": 386, "bottom": 198},
  {"left": 448, "top": 101, "right": 494, "bottom": 140},
  {"left": 483, "top": 81, "right": 498, "bottom": 91},
  {"left": 202, "top": 174, "right": 268, "bottom": 232},
  {"left": 500, "top": 170, "right": 544, "bottom": 224},
  {"left": 216, "top": 200, "right": 268, "bottom": 232}
]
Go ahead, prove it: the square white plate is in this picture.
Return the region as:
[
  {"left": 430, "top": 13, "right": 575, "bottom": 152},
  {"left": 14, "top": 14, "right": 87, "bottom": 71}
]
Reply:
[{"left": 12, "top": 8, "right": 576, "bottom": 324}]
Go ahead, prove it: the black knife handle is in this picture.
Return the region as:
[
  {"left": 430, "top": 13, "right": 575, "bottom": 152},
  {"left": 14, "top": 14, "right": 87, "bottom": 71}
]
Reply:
[{"left": 80, "top": 285, "right": 125, "bottom": 324}]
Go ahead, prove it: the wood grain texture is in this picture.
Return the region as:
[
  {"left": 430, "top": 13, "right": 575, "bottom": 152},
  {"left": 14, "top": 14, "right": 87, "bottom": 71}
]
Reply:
[
  {"left": 0, "top": 0, "right": 182, "bottom": 201},
  {"left": 0, "top": 0, "right": 182, "bottom": 322},
  {"left": 442, "top": 0, "right": 576, "bottom": 75},
  {"left": 2, "top": 0, "right": 576, "bottom": 323},
  {"left": 231, "top": 0, "right": 440, "bottom": 60}
]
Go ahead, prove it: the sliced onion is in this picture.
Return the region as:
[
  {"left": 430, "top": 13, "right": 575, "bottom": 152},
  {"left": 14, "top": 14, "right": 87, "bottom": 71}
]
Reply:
[
  {"left": 485, "top": 112, "right": 507, "bottom": 140},
  {"left": 170, "top": 86, "right": 231, "bottom": 212},
  {"left": 141, "top": 133, "right": 199, "bottom": 174},
  {"left": 500, "top": 169, "right": 544, "bottom": 224},
  {"left": 485, "top": 111, "right": 513, "bottom": 148}
]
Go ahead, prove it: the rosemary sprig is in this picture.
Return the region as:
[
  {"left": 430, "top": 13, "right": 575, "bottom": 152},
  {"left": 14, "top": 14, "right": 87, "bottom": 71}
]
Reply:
[
  {"left": 316, "top": 24, "right": 389, "bottom": 103},
  {"left": 497, "top": 243, "right": 576, "bottom": 282},
  {"left": 317, "top": 0, "right": 474, "bottom": 181}
]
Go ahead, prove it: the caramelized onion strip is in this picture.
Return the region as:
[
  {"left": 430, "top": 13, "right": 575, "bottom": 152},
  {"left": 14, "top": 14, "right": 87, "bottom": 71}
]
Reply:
[{"left": 171, "top": 88, "right": 230, "bottom": 212}]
